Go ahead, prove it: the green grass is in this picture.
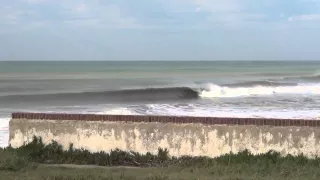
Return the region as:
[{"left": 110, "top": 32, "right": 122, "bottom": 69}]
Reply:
[{"left": 1, "top": 136, "right": 320, "bottom": 180}]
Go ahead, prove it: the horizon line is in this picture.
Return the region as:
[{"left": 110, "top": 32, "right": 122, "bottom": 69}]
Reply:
[{"left": 1, "top": 60, "right": 320, "bottom": 62}]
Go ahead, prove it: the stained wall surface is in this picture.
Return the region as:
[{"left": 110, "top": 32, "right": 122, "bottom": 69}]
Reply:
[{"left": 9, "top": 112, "right": 320, "bottom": 158}]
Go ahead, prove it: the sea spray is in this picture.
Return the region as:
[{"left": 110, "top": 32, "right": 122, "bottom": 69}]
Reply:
[{"left": 0, "top": 117, "right": 10, "bottom": 148}]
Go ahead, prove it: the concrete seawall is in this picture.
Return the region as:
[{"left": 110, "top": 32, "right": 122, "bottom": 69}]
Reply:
[{"left": 9, "top": 112, "right": 320, "bottom": 158}]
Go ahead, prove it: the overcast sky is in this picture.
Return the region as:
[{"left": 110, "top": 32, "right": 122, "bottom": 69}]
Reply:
[{"left": 1, "top": 0, "right": 320, "bottom": 61}]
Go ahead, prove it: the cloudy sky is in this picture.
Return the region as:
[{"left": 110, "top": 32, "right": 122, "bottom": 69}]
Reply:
[{"left": 1, "top": 0, "right": 320, "bottom": 61}]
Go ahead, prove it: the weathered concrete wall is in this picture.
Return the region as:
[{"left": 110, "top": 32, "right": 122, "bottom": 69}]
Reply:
[{"left": 9, "top": 113, "right": 320, "bottom": 158}]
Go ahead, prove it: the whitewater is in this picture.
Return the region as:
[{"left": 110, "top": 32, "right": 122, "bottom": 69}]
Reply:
[{"left": 199, "top": 83, "right": 320, "bottom": 98}]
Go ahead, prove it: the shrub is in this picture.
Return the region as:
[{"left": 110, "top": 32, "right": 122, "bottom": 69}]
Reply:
[
  {"left": 1, "top": 136, "right": 320, "bottom": 169},
  {"left": 0, "top": 150, "right": 29, "bottom": 171}
]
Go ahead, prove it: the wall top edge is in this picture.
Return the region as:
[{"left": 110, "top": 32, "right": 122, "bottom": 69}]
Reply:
[{"left": 10, "top": 112, "right": 320, "bottom": 127}]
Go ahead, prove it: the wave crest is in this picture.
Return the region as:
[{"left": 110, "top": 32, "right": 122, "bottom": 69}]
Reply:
[
  {"left": 1, "top": 82, "right": 320, "bottom": 102},
  {"left": 199, "top": 83, "right": 320, "bottom": 98}
]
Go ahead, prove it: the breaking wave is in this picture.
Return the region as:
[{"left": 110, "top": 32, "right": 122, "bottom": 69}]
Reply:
[
  {"left": 95, "top": 105, "right": 320, "bottom": 120},
  {"left": 199, "top": 83, "right": 320, "bottom": 98},
  {"left": 0, "top": 81, "right": 319, "bottom": 103},
  {"left": 221, "top": 81, "right": 297, "bottom": 87},
  {"left": 284, "top": 75, "right": 320, "bottom": 82},
  {"left": 0, "top": 87, "right": 199, "bottom": 103}
]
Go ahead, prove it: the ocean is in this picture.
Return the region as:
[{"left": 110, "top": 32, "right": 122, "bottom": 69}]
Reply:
[{"left": 1, "top": 61, "right": 320, "bottom": 147}]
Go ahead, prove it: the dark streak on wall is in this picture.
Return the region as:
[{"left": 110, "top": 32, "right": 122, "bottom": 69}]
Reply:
[{"left": 11, "top": 112, "right": 320, "bottom": 127}]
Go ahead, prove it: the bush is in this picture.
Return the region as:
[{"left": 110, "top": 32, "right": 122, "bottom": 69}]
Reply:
[
  {"left": 0, "top": 150, "right": 30, "bottom": 171},
  {"left": 40, "top": 173, "right": 170, "bottom": 180},
  {"left": 40, "top": 174, "right": 111, "bottom": 180},
  {"left": 1, "top": 136, "right": 320, "bottom": 169}
]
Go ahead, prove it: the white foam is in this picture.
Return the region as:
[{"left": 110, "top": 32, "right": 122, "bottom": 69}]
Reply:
[
  {"left": 200, "top": 83, "right": 320, "bottom": 98},
  {"left": 0, "top": 117, "right": 10, "bottom": 148},
  {"left": 98, "top": 105, "right": 320, "bottom": 120},
  {"left": 145, "top": 104, "right": 320, "bottom": 119},
  {"left": 97, "top": 108, "right": 140, "bottom": 115}
]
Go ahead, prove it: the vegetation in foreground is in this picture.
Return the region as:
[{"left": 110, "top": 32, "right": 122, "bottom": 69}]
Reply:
[{"left": 0, "top": 136, "right": 320, "bottom": 180}]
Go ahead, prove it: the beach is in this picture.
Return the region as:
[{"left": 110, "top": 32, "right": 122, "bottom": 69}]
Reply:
[{"left": 1, "top": 61, "right": 320, "bottom": 147}]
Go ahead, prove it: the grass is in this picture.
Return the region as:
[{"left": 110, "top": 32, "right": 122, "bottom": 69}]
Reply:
[{"left": 1, "top": 136, "right": 320, "bottom": 179}]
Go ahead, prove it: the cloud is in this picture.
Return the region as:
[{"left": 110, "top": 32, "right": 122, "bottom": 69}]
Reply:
[
  {"left": 287, "top": 0, "right": 320, "bottom": 22},
  {"left": 63, "top": 2, "right": 147, "bottom": 29},
  {"left": 159, "top": 0, "right": 267, "bottom": 28},
  {"left": 63, "top": 4, "right": 147, "bottom": 29},
  {"left": 72, "top": 3, "right": 88, "bottom": 13},
  {"left": 288, "top": 14, "right": 320, "bottom": 21},
  {"left": 2, "top": 0, "right": 320, "bottom": 34},
  {"left": 100, "top": 5, "right": 146, "bottom": 29},
  {"left": 22, "top": 0, "right": 49, "bottom": 3},
  {"left": 194, "top": 0, "right": 267, "bottom": 25},
  {"left": 192, "top": 0, "right": 241, "bottom": 13},
  {"left": 0, "top": 0, "right": 147, "bottom": 32},
  {"left": 64, "top": 2, "right": 147, "bottom": 29},
  {"left": 0, "top": 6, "right": 30, "bottom": 25}
]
